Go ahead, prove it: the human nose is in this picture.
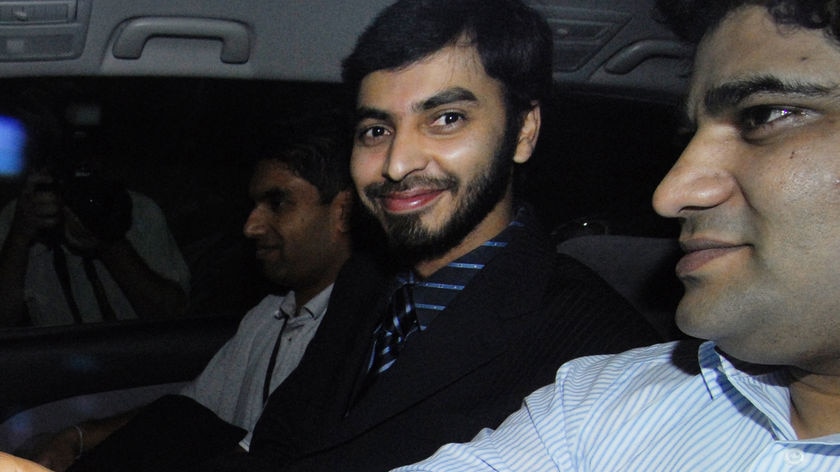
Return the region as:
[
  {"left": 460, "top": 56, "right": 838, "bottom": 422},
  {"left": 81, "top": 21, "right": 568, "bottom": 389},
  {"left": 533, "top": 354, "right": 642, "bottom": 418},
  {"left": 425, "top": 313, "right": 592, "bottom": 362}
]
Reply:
[
  {"left": 243, "top": 207, "right": 265, "bottom": 238},
  {"left": 652, "top": 128, "right": 736, "bottom": 218},
  {"left": 382, "top": 130, "right": 428, "bottom": 181}
]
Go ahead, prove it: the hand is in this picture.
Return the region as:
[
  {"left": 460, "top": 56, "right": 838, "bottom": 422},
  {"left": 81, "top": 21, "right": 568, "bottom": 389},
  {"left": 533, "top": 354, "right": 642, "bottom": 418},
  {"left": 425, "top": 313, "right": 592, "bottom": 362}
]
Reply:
[
  {"left": 0, "top": 452, "right": 52, "bottom": 472},
  {"left": 10, "top": 172, "right": 62, "bottom": 242}
]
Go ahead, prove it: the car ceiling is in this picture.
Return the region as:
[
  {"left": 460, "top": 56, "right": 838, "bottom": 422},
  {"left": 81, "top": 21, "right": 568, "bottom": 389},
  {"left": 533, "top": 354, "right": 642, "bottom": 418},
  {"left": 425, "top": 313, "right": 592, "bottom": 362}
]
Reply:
[{"left": 0, "top": 0, "right": 692, "bottom": 104}]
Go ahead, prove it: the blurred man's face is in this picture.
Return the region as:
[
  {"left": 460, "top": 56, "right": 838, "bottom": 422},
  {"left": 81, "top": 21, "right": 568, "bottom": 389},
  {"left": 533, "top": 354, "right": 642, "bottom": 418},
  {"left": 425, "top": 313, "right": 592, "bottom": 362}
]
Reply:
[{"left": 244, "top": 160, "right": 343, "bottom": 296}]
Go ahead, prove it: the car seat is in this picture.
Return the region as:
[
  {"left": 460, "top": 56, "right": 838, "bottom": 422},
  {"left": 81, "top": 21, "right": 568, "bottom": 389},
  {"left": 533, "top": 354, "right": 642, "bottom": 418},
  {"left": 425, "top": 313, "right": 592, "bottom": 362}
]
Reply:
[{"left": 557, "top": 234, "right": 685, "bottom": 341}]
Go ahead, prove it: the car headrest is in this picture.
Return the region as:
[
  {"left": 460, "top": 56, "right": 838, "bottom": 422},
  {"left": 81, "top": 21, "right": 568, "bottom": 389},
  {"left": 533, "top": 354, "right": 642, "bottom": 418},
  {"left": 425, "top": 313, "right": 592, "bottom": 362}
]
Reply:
[{"left": 556, "top": 234, "right": 686, "bottom": 341}]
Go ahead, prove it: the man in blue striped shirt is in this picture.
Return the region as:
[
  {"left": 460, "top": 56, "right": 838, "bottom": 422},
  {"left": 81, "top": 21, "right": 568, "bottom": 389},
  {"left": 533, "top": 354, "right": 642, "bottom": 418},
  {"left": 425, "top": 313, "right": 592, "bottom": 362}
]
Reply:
[{"left": 395, "top": 1, "right": 840, "bottom": 470}]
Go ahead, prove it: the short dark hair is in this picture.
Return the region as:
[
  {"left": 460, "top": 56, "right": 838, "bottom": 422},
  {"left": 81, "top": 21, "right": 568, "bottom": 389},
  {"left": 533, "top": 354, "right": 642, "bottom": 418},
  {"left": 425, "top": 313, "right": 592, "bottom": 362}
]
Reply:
[
  {"left": 341, "top": 0, "right": 553, "bottom": 118},
  {"left": 657, "top": 0, "right": 840, "bottom": 45},
  {"left": 253, "top": 109, "right": 390, "bottom": 253},
  {"left": 253, "top": 110, "right": 353, "bottom": 204}
]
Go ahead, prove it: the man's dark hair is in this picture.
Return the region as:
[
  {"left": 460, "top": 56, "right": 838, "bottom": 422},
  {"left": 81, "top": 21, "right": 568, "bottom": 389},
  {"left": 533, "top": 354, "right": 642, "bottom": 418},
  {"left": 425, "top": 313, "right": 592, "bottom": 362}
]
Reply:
[
  {"left": 341, "top": 0, "right": 553, "bottom": 120},
  {"left": 657, "top": 0, "right": 840, "bottom": 44},
  {"left": 247, "top": 109, "right": 387, "bottom": 254},
  {"left": 257, "top": 110, "right": 353, "bottom": 204}
]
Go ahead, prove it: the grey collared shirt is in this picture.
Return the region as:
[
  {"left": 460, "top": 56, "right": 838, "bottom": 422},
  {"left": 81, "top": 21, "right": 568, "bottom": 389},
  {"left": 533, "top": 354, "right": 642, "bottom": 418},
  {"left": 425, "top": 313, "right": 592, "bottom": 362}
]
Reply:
[{"left": 181, "top": 285, "right": 332, "bottom": 450}]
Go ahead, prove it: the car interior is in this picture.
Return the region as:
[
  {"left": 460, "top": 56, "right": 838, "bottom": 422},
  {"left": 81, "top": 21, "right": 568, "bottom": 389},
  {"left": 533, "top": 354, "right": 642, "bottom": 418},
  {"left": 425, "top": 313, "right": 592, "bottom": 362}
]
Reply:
[{"left": 0, "top": 0, "right": 692, "bottom": 452}]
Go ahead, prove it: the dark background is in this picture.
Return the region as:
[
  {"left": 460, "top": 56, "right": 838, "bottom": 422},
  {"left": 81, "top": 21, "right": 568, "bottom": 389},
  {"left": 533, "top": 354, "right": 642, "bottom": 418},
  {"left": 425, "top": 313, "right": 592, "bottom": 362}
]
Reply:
[{"left": 0, "top": 77, "right": 683, "bottom": 318}]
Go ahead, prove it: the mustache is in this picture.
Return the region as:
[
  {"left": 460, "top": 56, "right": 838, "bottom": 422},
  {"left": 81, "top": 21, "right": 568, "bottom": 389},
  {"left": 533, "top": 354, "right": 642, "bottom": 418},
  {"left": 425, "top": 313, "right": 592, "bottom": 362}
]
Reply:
[
  {"left": 363, "top": 175, "right": 458, "bottom": 200},
  {"left": 678, "top": 213, "right": 746, "bottom": 236}
]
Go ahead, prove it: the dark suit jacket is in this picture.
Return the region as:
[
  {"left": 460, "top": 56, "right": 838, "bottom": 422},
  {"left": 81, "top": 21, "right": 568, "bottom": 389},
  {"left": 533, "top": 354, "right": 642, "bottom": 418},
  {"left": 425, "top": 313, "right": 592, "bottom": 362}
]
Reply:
[
  {"left": 201, "top": 212, "right": 663, "bottom": 472},
  {"left": 68, "top": 253, "right": 389, "bottom": 472}
]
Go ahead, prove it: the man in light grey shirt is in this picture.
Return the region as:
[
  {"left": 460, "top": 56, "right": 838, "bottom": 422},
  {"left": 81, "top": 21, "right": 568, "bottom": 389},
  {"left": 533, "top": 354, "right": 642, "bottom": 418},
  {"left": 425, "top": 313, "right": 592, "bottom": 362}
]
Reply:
[
  {"left": 25, "top": 115, "right": 357, "bottom": 472},
  {"left": 181, "top": 287, "right": 332, "bottom": 450}
]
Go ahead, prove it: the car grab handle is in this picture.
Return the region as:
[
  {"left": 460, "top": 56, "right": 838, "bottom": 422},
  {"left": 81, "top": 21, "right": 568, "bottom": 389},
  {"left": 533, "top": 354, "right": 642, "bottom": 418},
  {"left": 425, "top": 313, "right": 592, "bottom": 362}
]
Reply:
[{"left": 112, "top": 17, "right": 250, "bottom": 64}]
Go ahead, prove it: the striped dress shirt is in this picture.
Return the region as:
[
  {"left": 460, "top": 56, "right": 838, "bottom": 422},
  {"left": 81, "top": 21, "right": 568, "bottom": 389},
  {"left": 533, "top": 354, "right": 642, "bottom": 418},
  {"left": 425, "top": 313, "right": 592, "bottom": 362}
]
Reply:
[
  {"left": 412, "top": 222, "right": 519, "bottom": 330},
  {"left": 364, "top": 213, "right": 521, "bottom": 377},
  {"left": 394, "top": 340, "right": 840, "bottom": 471}
]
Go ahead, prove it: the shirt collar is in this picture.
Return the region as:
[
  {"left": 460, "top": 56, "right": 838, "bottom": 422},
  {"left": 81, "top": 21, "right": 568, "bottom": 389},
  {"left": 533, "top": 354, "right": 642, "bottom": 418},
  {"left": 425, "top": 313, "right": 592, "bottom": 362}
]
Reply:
[
  {"left": 699, "top": 340, "right": 798, "bottom": 439},
  {"left": 278, "top": 284, "right": 334, "bottom": 323},
  {"left": 417, "top": 203, "right": 528, "bottom": 282},
  {"left": 408, "top": 206, "right": 529, "bottom": 327}
]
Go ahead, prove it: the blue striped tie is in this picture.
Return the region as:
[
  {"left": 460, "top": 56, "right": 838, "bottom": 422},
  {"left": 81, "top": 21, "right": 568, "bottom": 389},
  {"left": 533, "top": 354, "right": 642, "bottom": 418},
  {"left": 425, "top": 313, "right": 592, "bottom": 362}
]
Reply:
[{"left": 369, "top": 272, "right": 418, "bottom": 375}]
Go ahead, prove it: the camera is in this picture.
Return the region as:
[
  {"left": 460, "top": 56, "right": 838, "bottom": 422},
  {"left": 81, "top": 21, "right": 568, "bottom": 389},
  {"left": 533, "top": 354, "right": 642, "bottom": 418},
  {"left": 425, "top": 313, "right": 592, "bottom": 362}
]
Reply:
[{"left": 60, "top": 168, "right": 133, "bottom": 243}]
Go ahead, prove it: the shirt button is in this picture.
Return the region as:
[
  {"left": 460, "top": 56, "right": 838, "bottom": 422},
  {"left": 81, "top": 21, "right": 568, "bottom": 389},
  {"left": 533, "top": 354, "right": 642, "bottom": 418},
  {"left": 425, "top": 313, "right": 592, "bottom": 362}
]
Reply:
[{"left": 785, "top": 448, "right": 804, "bottom": 465}]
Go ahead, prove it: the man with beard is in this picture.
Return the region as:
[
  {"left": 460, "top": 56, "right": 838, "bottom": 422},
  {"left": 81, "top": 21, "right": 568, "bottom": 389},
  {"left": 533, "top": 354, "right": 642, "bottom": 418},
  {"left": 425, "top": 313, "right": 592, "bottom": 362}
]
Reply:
[
  {"left": 0, "top": 1, "right": 663, "bottom": 472},
  {"left": 189, "top": 1, "right": 663, "bottom": 471},
  {"left": 392, "top": 1, "right": 840, "bottom": 471}
]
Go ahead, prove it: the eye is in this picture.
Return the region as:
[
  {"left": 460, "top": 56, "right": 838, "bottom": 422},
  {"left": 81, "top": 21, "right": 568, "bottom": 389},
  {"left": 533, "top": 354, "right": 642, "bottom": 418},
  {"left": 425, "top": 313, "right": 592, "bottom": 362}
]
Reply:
[
  {"left": 267, "top": 197, "right": 284, "bottom": 212},
  {"left": 259, "top": 190, "right": 288, "bottom": 213},
  {"left": 427, "top": 112, "right": 467, "bottom": 135},
  {"left": 356, "top": 125, "right": 392, "bottom": 146},
  {"left": 738, "top": 106, "right": 802, "bottom": 131},
  {"left": 734, "top": 105, "right": 814, "bottom": 142},
  {"left": 432, "top": 112, "right": 464, "bottom": 127}
]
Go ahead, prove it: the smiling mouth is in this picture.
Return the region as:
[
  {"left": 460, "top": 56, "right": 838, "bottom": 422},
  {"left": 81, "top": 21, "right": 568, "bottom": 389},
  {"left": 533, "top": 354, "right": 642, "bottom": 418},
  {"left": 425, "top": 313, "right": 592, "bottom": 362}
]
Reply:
[
  {"left": 379, "top": 188, "right": 447, "bottom": 214},
  {"left": 676, "top": 240, "right": 748, "bottom": 277},
  {"left": 255, "top": 246, "right": 280, "bottom": 259},
  {"left": 365, "top": 176, "right": 457, "bottom": 215}
]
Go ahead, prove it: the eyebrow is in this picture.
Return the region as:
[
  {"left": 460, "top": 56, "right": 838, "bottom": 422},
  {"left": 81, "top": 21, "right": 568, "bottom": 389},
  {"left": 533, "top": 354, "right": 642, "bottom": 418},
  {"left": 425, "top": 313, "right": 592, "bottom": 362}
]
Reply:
[
  {"left": 701, "top": 75, "right": 835, "bottom": 117},
  {"left": 353, "top": 87, "right": 479, "bottom": 125},
  {"left": 254, "top": 187, "right": 287, "bottom": 203},
  {"left": 414, "top": 87, "right": 478, "bottom": 112}
]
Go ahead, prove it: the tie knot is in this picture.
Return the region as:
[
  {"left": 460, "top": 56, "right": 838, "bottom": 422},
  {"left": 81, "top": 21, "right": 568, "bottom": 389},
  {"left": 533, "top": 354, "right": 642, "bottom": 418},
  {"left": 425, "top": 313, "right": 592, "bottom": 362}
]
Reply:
[{"left": 395, "top": 270, "right": 415, "bottom": 288}]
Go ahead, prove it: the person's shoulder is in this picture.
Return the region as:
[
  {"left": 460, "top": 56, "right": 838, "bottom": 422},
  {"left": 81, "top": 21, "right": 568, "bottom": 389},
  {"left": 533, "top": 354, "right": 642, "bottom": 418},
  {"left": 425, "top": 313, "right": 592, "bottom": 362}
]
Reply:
[
  {"left": 125, "top": 190, "right": 172, "bottom": 233},
  {"left": 236, "top": 293, "right": 287, "bottom": 327},
  {"left": 515, "top": 340, "right": 708, "bottom": 463},
  {"left": 567, "top": 339, "right": 701, "bottom": 369},
  {"left": 556, "top": 340, "right": 704, "bottom": 401},
  {"left": 127, "top": 190, "right": 164, "bottom": 213}
]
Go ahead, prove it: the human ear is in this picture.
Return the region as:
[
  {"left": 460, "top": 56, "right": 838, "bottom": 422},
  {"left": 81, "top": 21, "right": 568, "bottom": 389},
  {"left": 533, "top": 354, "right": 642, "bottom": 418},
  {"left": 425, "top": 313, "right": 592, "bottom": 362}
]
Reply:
[
  {"left": 512, "top": 102, "right": 541, "bottom": 165},
  {"left": 331, "top": 190, "right": 354, "bottom": 233}
]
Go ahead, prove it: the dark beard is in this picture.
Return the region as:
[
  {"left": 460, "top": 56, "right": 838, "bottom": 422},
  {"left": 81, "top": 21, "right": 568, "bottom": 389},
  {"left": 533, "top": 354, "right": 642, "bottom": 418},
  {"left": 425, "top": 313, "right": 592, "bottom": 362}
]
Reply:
[{"left": 363, "top": 121, "right": 519, "bottom": 267}]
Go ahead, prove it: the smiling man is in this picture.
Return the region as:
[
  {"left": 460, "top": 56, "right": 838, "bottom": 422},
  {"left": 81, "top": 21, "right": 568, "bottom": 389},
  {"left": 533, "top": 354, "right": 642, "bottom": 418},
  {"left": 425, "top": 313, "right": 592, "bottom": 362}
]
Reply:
[
  {"left": 21, "top": 114, "right": 362, "bottom": 472},
  {"left": 350, "top": 44, "right": 532, "bottom": 276},
  {"left": 393, "top": 1, "right": 840, "bottom": 470},
  {"left": 206, "top": 1, "right": 662, "bottom": 471}
]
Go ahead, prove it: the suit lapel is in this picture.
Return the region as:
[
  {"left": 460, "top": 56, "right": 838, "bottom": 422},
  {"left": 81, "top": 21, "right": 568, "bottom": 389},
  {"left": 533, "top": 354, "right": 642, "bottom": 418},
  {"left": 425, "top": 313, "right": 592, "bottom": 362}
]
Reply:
[
  {"left": 249, "top": 252, "right": 388, "bottom": 457},
  {"left": 334, "top": 220, "right": 555, "bottom": 440}
]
